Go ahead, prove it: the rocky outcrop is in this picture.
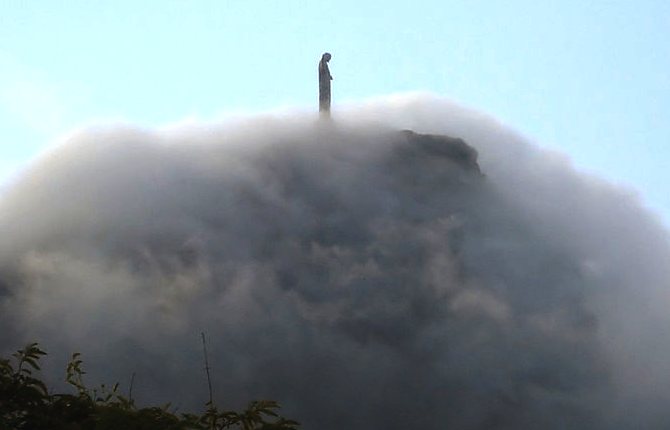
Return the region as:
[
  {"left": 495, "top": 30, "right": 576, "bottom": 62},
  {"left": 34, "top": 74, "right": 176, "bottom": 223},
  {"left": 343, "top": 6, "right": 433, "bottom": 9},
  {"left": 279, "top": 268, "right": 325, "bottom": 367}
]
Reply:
[{"left": 398, "top": 129, "right": 480, "bottom": 173}]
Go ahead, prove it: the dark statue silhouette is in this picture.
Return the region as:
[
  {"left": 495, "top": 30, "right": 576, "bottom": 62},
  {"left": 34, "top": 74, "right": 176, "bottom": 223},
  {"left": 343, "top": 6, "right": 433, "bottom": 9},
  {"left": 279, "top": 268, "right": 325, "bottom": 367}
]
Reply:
[{"left": 318, "top": 52, "right": 332, "bottom": 116}]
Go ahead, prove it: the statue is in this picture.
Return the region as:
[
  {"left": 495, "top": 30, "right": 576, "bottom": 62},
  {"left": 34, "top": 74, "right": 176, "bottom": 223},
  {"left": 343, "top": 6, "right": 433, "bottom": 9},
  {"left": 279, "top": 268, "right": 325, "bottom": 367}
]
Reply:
[{"left": 318, "top": 52, "right": 332, "bottom": 116}]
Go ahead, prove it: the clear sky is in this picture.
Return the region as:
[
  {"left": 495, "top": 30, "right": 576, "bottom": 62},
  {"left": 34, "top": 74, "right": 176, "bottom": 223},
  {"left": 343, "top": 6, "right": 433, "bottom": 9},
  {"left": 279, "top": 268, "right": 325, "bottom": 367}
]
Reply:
[{"left": 1, "top": 1, "right": 669, "bottom": 224}]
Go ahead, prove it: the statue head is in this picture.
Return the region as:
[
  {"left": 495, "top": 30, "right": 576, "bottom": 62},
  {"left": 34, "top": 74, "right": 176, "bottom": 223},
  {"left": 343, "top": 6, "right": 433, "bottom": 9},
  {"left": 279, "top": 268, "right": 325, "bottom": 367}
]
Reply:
[{"left": 322, "top": 52, "right": 332, "bottom": 62}]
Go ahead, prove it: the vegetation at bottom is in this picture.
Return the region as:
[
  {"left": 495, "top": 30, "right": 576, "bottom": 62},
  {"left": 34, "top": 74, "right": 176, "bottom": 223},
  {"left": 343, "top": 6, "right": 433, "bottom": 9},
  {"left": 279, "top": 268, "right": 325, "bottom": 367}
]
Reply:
[{"left": 0, "top": 343, "right": 299, "bottom": 430}]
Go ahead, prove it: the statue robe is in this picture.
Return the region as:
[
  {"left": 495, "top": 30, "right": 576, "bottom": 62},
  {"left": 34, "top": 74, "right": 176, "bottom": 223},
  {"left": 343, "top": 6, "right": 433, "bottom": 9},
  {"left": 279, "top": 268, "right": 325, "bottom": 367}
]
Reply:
[{"left": 318, "top": 58, "right": 332, "bottom": 113}]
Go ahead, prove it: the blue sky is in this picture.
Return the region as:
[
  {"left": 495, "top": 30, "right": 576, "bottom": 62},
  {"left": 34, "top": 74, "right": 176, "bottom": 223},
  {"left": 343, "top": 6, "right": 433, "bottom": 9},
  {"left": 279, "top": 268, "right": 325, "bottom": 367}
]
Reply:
[{"left": 1, "top": 1, "right": 669, "bottom": 224}]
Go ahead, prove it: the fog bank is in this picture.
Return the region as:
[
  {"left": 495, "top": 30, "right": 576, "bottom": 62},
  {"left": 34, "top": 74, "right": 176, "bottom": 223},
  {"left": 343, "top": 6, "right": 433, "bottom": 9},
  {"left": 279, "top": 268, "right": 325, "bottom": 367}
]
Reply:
[{"left": 1, "top": 94, "right": 669, "bottom": 429}]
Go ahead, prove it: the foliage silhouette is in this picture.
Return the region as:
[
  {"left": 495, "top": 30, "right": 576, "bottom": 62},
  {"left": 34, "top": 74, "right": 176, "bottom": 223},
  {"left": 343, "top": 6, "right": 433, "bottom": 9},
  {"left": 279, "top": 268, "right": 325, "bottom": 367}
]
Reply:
[{"left": 0, "top": 343, "right": 299, "bottom": 430}]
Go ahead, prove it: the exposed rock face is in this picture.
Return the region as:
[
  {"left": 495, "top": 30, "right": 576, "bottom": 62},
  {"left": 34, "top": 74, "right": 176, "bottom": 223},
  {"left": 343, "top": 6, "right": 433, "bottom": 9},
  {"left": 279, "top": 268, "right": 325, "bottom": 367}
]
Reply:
[{"left": 399, "top": 129, "right": 480, "bottom": 174}]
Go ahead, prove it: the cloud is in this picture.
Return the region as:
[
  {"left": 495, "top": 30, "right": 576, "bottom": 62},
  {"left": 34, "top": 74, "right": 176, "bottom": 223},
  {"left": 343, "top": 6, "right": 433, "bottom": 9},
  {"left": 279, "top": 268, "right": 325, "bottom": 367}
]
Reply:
[
  {"left": 1, "top": 94, "right": 669, "bottom": 429},
  {"left": 0, "top": 55, "right": 99, "bottom": 190}
]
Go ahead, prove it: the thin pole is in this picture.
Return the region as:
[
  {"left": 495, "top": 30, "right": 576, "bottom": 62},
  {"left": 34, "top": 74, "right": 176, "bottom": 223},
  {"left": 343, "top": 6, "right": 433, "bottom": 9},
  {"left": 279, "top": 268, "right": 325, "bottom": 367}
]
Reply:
[
  {"left": 128, "top": 372, "right": 136, "bottom": 403},
  {"left": 201, "top": 332, "right": 214, "bottom": 406}
]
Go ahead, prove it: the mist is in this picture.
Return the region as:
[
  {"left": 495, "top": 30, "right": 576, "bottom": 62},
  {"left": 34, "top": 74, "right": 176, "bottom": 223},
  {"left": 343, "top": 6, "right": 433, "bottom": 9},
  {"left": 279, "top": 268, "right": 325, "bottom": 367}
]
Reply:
[{"left": 1, "top": 93, "right": 669, "bottom": 429}]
